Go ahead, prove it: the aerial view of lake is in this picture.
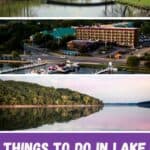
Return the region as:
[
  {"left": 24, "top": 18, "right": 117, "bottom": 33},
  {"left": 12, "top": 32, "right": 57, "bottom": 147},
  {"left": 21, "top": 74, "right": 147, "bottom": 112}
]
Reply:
[{"left": 0, "top": 0, "right": 149, "bottom": 17}]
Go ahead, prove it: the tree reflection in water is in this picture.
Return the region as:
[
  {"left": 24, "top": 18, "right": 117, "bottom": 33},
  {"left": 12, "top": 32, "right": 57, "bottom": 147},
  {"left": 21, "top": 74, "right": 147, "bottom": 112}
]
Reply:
[
  {"left": 105, "top": 4, "right": 150, "bottom": 17},
  {"left": 0, "top": 0, "right": 149, "bottom": 17},
  {"left": 0, "top": 106, "right": 102, "bottom": 130}
]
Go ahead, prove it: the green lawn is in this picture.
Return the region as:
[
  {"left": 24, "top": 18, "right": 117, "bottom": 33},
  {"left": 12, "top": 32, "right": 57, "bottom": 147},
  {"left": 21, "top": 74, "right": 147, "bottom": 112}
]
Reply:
[{"left": 116, "top": 0, "right": 150, "bottom": 9}]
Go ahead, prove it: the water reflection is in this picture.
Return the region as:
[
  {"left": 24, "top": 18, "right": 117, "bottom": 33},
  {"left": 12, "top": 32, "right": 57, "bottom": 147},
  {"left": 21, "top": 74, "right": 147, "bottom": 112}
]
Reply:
[
  {"left": 27, "top": 106, "right": 150, "bottom": 131},
  {"left": 0, "top": 105, "right": 149, "bottom": 131},
  {"left": 0, "top": 106, "right": 101, "bottom": 131},
  {"left": 0, "top": 0, "right": 149, "bottom": 17}
]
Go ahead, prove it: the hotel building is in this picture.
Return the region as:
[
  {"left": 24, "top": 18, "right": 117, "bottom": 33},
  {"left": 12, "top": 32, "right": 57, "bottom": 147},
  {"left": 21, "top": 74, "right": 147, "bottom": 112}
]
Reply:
[{"left": 75, "top": 25, "right": 139, "bottom": 48}]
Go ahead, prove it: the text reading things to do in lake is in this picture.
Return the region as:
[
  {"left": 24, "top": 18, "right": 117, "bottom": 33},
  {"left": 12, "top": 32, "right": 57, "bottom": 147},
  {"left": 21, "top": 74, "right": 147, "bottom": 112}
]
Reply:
[{"left": 3, "top": 142, "right": 147, "bottom": 150}]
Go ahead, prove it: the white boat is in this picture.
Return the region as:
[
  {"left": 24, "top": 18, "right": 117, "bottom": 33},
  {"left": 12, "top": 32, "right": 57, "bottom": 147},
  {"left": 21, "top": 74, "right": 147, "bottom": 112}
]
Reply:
[
  {"left": 48, "top": 60, "right": 79, "bottom": 74},
  {"left": 31, "top": 69, "right": 46, "bottom": 74}
]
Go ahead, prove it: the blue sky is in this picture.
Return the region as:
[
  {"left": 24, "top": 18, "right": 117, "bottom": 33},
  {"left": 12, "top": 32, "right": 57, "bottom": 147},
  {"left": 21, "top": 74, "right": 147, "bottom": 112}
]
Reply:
[{"left": 0, "top": 75, "right": 150, "bottom": 103}]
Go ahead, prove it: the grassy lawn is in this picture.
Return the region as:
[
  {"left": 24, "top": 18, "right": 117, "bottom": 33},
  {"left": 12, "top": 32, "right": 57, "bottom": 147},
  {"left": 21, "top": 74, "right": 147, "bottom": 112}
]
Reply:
[
  {"left": 117, "top": 65, "right": 150, "bottom": 74},
  {"left": 116, "top": 0, "right": 150, "bottom": 9}
]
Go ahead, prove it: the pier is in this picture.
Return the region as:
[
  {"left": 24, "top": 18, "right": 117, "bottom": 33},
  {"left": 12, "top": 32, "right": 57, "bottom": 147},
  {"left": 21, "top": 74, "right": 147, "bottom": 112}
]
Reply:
[
  {"left": 95, "top": 62, "right": 118, "bottom": 74},
  {"left": 46, "top": 0, "right": 115, "bottom": 7},
  {"left": 0, "top": 62, "right": 47, "bottom": 74},
  {"left": 95, "top": 68, "right": 113, "bottom": 74},
  {"left": 0, "top": 60, "right": 30, "bottom": 64}
]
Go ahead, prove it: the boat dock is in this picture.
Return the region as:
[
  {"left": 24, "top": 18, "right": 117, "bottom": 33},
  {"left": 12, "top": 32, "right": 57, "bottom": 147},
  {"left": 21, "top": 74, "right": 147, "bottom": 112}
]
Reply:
[
  {"left": 95, "top": 68, "right": 113, "bottom": 74},
  {"left": 0, "top": 60, "right": 30, "bottom": 64},
  {"left": 0, "top": 62, "right": 47, "bottom": 74},
  {"left": 95, "top": 62, "right": 118, "bottom": 74}
]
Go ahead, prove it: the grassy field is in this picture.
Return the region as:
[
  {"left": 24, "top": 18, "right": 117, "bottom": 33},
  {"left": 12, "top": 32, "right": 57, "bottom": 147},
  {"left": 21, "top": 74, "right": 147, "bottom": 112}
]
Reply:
[{"left": 116, "top": 0, "right": 150, "bottom": 9}]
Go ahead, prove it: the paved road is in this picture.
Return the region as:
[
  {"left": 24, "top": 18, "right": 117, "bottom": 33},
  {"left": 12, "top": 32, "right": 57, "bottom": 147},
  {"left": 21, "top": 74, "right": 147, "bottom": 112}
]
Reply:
[
  {"left": 133, "top": 47, "right": 150, "bottom": 57},
  {"left": 23, "top": 43, "right": 126, "bottom": 65},
  {"left": 22, "top": 52, "right": 126, "bottom": 66}
]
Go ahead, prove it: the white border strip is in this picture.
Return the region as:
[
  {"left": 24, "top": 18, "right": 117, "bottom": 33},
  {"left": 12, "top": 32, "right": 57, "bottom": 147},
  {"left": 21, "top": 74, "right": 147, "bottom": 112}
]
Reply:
[
  {"left": 0, "top": 17, "right": 150, "bottom": 20},
  {"left": 1, "top": 131, "right": 150, "bottom": 133}
]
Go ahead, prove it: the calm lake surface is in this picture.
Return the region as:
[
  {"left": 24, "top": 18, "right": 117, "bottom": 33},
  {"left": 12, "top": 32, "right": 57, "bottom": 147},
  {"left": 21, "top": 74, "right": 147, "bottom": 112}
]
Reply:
[
  {"left": 0, "top": 0, "right": 149, "bottom": 17},
  {"left": 0, "top": 106, "right": 150, "bottom": 131}
]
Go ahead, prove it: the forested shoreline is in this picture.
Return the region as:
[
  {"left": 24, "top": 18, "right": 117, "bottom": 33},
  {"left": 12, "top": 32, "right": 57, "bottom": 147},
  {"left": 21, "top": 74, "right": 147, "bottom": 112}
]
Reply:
[{"left": 0, "top": 80, "right": 103, "bottom": 106}]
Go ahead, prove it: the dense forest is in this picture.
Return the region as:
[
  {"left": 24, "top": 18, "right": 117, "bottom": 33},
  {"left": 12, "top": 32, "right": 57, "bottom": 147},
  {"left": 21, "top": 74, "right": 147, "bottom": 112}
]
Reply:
[
  {"left": 0, "top": 107, "right": 101, "bottom": 130},
  {"left": 0, "top": 80, "right": 102, "bottom": 105}
]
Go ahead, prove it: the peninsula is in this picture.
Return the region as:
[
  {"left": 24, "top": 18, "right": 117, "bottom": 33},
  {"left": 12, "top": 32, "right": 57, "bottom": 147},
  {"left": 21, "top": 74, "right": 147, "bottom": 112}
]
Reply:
[{"left": 0, "top": 80, "right": 103, "bottom": 107}]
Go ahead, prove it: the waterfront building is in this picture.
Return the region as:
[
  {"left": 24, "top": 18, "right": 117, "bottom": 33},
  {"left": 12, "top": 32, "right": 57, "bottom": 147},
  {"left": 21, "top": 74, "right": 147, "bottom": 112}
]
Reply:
[
  {"left": 75, "top": 25, "right": 139, "bottom": 48},
  {"left": 67, "top": 40, "right": 95, "bottom": 50}
]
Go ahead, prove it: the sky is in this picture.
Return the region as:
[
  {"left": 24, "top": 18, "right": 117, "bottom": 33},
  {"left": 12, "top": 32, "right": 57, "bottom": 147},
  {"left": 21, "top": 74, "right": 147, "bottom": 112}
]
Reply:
[{"left": 0, "top": 75, "right": 150, "bottom": 103}]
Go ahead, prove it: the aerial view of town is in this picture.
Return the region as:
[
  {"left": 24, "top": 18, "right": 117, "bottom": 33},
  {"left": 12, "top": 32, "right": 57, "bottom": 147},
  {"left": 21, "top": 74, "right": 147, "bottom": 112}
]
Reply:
[
  {"left": 0, "top": 0, "right": 149, "bottom": 17},
  {"left": 0, "top": 20, "right": 150, "bottom": 74}
]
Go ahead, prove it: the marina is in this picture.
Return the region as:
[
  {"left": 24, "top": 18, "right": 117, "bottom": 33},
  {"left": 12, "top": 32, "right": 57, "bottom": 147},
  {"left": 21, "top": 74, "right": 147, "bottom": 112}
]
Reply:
[{"left": 0, "top": 60, "right": 121, "bottom": 74}]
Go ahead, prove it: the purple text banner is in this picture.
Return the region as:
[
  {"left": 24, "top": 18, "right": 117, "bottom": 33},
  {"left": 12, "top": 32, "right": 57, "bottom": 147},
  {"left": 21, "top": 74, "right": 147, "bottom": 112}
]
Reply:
[{"left": 0, "top": 133, "right": 149, "bottom": 150}]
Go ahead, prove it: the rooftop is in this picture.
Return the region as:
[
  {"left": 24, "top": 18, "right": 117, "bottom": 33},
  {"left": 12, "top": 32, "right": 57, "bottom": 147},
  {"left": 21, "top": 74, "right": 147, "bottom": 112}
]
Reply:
[
  {"left": 51, "top": 27, "right": 76, "bottom": 39},
  {"left": 75, "top": 22, "right": 138, "bottom": 30}
]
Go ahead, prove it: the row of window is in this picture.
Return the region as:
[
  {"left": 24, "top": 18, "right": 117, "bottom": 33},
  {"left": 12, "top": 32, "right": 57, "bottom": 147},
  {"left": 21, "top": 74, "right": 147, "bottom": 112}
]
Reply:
[
  {"left": 77, "top": 30, "right": 135, "bottom": 34},
  {"left": 77, "top": 35, "right": 134, "bottom": 40},
  {"left": 77, "top": 32, "right": 135, "bottom": 36},
  {"left": 77, "top": 34, "right": 134, "bottom": 38}
]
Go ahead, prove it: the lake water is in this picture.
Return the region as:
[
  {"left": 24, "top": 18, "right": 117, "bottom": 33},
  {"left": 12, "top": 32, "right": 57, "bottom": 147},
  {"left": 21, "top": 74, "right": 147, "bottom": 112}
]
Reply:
[
  {"left": 0, "top": 64, "right": 130, "bottom": 74},
  {"left": 0, "top": 0, "right": 149, "bottom": 17},
  {"left": 0, "top": 63, "right": 97, "bottom": 74},
  {"left": 0, "top": 105, "right": 150, "bottom": 131}
]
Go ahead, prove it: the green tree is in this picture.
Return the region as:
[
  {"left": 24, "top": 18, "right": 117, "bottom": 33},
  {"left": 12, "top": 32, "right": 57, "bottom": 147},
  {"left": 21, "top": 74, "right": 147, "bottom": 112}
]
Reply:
[
  {"left": 144, "top": 61, "right": 150, "bottom": 69},
  {"left": 141, "top": 22, "right": 150, "bottom": 35},
  {"left": 46, "top": 40, "right": 58, "bottom": 51},
  {"left": 59, "top": 35, "right": 76, "bottom": 48},
  {"left": 127, "top": 56, "right": 140, "bottom": 67},
  {"left": 11, "top": 51, "right": 20, "bottom": 60},
  {"left": 33, "top": 33, "right": 43, "bottom": 45},
  {"left": 0, "top": 80, "right": 103, "bottom": 106}
]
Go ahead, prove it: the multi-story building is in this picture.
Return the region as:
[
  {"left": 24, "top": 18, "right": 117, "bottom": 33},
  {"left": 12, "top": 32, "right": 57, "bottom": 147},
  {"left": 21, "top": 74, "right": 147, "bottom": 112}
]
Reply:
[{"left": 75, "top": 25, "right": 139, "bottom": 48}]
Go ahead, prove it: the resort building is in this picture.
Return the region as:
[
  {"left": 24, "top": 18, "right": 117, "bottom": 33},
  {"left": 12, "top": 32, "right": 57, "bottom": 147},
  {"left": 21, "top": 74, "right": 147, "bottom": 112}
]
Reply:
[{"left": 75, "top": 25, "right": 139, "bottom": 48}]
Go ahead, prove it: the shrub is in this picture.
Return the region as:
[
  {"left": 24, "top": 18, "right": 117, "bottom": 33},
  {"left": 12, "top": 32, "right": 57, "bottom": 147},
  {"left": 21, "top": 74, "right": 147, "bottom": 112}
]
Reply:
[
  {"left": 127, "top": 56, "right": 140, "bottom": 67},
  {"left": 144, "top": 61, "right": 150, "bottom": 69}
]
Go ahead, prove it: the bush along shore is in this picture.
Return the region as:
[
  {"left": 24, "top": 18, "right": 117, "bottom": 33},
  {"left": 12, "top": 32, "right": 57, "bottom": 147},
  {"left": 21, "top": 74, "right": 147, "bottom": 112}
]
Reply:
[
  {"left": 116, "top": 0, "right": 150, "bottom": 10},
  {"left": 0, "top": 80, "right": 103, "bottom": 107}
]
